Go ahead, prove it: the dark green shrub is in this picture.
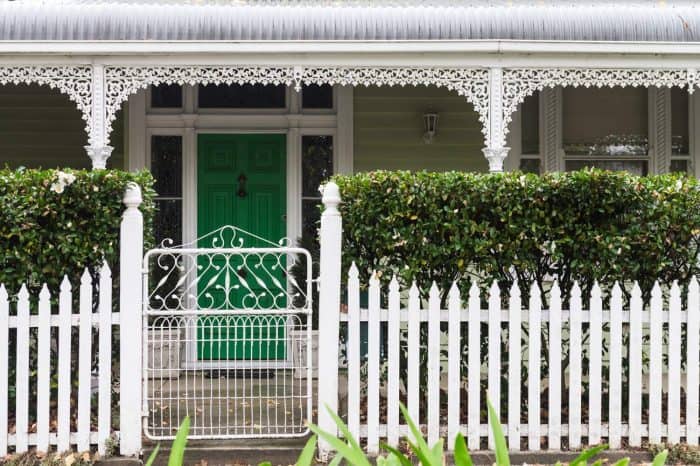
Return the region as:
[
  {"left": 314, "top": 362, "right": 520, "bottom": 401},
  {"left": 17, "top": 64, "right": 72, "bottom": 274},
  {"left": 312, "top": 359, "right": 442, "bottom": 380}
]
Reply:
[
  {"left": 0, "top": 167, "right": 155, "bottom": 295},
  {"left": 334, "top": 169, "right": 700, "bottom": 304}
]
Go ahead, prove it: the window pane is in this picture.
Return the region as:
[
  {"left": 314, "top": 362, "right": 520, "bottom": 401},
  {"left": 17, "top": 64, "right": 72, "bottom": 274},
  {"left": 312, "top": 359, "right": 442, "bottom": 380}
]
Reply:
[
  {"left": 672, "top": 87, "right": 690, "bottom": 155},
  {"left": 563, "top": 87, "right": 648, "bottom": 156},
  {"left": 302, "top": 135, "right": 334, "bottom": 197},
  {"left": 565, "top": 159, "right": 648, "bottom": 176},
  {"left": 302, "top": 84, "right": 333, "bottom": 109},
  {"left": 198, "top": 83, "right": 286, "bottom": 108},
  {"left": 154, "top": 199, "right": 182, "bottom": 246},
  {"left": 520, "top": 158, "right": 541, "bottom": 174},
  {"left": 671, "top": 159, "right": 689, "bottom": 173},
  {"left": 302, "top": 199, "right": 322, "bottom": 241},
  {"left": 151, "top": 84, "right": 182, "bottom": 108},
  {"left": 521, "top": 92, "right": 539, "bottom": 154},
  {"left": 151, "top": 135, "right": 183, "bottom": 197}
]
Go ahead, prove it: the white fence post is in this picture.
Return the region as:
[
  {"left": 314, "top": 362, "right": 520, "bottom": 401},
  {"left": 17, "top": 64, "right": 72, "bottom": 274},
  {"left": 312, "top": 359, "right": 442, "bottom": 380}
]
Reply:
[
  {"left": 119, "top": 183, "right": 144, "bottom": 456},
  {"left": 317, "top": 181, "right": 342, "bottom": 459}
]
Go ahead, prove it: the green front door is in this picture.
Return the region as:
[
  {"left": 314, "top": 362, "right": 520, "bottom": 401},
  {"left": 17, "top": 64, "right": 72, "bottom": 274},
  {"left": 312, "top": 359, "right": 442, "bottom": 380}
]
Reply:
[{"left": 196, "top": 133, "right": 287, "bottom": 361}]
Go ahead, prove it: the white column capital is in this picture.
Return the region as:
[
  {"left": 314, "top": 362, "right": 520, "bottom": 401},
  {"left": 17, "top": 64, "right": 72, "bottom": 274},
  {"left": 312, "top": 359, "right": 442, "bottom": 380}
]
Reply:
[
  {"left": 84, "top": 145, "right": 114, "bottom": 170},
  {"left": 483, "top": 146, "right": 510, "bottom": 173}
]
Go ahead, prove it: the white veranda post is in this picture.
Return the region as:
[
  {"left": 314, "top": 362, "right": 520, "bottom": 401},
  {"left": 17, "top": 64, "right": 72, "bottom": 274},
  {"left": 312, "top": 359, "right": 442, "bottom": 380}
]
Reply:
[
  {"left": 86, "top": 64, "right": 113, "bottom": 170},
  {"left": 119, "top": 183, "right": 144, "bottom": 456},
  {"left": 483, "top": 67, "right": 509, "bottom": 172},
  {"left": 317, "top": 181, "right": 343, "bottom": 459}
]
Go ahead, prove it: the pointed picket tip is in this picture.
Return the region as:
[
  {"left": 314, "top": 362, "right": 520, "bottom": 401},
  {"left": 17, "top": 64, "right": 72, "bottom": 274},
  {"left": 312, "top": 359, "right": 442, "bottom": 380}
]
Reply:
[
  {"left": 409, "top": 281, "right": 420, "bottom": 299},
  {"left": 39, "top": 283, "right": 50, "bottom": 300},
  {"left": 18, "top": 283, "right": 29, "bottom": 299},
  {"left": 0, "top": 284, "right": 7, "bottom": 301},
  {"left": 651, "top": 280, "right": 662, "bottom": 298},
  {"left": 550, "top": 280, "right": 561, "bottom": 295},
  {"left": 631, "top": 281, "right": 642, "bottom": 298},
  {"left": 611, "top": 281, "right": 623, "bottom": 296},
  {"left": 530, "top": 280, "right": 541, "bottom": 295},
  {"left": 348, "top": 262, "right": 359, "bottom": 280},
  {"left": 449, "top": 281, "right": 460, "bottom": 299},
  {"left": 369, "top": 270, "right": 380, "bottom": 287},
  {"left": 60, "top": 275, "right": 72, "bottom": 292},
  {"left": 489, "top": 280, "right": 500, "bottom": 296},
  {"left": 570, "top": 281, "right": 582, "bottom": 298},
  {"left": 690, "top": 276, "right": 699, "bottom": 293},
  {"left": 469, "top": 280, "right": 480, "bottom": 298},
  {"left": 100, "top": 261, "right": 112, "bottom": 278},
  {"left": 389, "top": 275, "right": 400, "bottom": 293},
  {"left": 591, "top": 280, "right": 602, "bottom": 298},
  {"left": 671, "top": 280, "right": 681, "bottom": 294},
  {"left": 509, "top": 280, "right": 520, "bottom": 295},
  {"left": 429, "top": 281, "right": 440, "bottom": 299},
  {"left": 81, "top": 268, "right": 92, "bottom": 284}
]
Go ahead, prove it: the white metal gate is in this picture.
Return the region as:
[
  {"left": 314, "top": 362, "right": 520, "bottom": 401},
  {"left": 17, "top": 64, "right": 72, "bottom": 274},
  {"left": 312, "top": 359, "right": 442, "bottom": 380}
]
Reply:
[{"left": 142, "top": 226, "right": 313, "bottom": 440}]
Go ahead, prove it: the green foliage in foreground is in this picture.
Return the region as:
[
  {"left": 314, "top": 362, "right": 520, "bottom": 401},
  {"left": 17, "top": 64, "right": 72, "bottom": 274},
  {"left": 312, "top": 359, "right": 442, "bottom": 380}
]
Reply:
[
  {"left": 0, "top": 168, "right": 155, "bottom": 294},
  {"left": 147, "top": 402, "right": 669, "bottom": 466},
  {"left": 334, "top": 169, "right": 700, "bottom": 304}
]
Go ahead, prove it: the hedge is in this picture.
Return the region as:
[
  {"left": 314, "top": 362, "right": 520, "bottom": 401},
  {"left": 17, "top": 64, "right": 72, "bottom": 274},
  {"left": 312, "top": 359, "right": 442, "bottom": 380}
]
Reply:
[
  {"left": 333, "top": 169, "right": 700, "bottom": 304},
  {"left": 0, "top": 168, "right": 155, "bottom": 295}
]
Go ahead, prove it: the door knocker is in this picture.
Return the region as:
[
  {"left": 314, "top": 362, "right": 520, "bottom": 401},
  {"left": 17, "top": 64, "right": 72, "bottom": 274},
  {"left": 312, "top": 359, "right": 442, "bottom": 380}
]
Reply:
[{"left": 237, "top": 173, "right": 248, "bottom": 198}]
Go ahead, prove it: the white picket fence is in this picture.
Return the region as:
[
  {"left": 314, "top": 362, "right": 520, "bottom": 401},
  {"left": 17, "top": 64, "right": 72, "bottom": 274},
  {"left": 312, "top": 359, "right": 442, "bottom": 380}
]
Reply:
[
  {"left": 0, "top": 266, "right": 115, "bottom": 456},
  {"left": 338, "top": 272, "right": 700, "bottom": 452},
  {"left": 0, "top": 184, "right": 145, "bottom": 456},
  {"left": 314, "top": 181, "right": 700, "bottom": 455}
]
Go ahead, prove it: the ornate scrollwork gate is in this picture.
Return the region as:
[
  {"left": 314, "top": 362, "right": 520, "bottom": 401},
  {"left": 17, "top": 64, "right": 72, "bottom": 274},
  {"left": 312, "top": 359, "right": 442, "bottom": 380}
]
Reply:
[{"left": 142, "top": 226, "right": 313, "bottom": 440}]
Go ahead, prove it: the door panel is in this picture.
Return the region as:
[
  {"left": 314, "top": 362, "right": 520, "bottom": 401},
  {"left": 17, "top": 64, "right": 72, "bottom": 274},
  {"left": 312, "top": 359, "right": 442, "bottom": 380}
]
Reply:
[{"left": 196, "top": 134, "right": 286, "bottom": 361}]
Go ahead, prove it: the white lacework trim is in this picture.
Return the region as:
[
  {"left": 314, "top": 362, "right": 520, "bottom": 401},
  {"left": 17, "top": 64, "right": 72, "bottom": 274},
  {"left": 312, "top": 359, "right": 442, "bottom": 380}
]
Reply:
[
  {"left": 104, "top": 65, "right": 491, "bottom": 141},
  {"left": 0, "top": 65, "right": 93, "bottom": 139},
  {"left": 501, "top": 68, "right": 693, "bottom": 147}
]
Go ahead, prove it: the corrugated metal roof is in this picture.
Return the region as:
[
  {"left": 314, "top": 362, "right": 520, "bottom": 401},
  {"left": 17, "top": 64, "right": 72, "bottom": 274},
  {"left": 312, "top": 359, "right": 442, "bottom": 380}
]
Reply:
[{"left": 0, "top": 1, "right": 699, "bottom": 42}]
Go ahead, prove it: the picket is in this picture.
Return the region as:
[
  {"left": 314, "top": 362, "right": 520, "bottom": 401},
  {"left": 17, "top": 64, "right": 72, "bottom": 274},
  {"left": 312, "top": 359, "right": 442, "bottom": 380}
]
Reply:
[
  {"left": 608, "top": 282, "right": 623, "bottom": 449},
  {"left": 487, "top": 281, "right": 501, "bottom": 449},
  {"left": 78, "top": 269, "right": 93, "bottom": 452},
  {"left": 407, "top": 283, "right": 421, "bottom": 430},
  {"left": 528, "top": 283, "right": 541, "bottom": 451},
  {"left": 628, "top": 283, "right": 643, "bottom": 447},
  {"left": 668, "top": 281, "right": 682, "bottom": 444},
  {"left": 447, "top": 283, "right": 461, "bottom": 450},
  {"left": 427, "top": 283, "right": 441, "bottom": 447},
  {"left": 0, "top": 285, "right": 7, "bottom": 457},
  {"left": 36, "top": 285, "right": 51, "bottom": 453},
  {"left": 98, "top": 263, "right": 113, "bottom": 455},
  {"left": 346, "top": 264, "right": 360, "bottom": 441},
  {"left": 387, "top": 276, "right": 400, "bottom": 447},
  {"left": 548, "top": 282, "right": 562, "bottom": 450},
  {"left": 57, "top": 276, "right": 73, "bottom": 453},
  {"left": 588, "top": 283, "right": 602, "bottom": 445},
  {"left": 467, "top": 281, "right": 481, "bottom": 450},
  {"left": 648, "top": 282, "right": 663, "bottom": 444},
  {"left": 568, "top": 283, "right": 582, "bottom": 450},
  {"left": 15, "top": 285, "right": 29, "bottom": 453},
  {"left": 508, "top": 282, "right": 522, "bottom": 451},
  {"left": 366, "top": 274, "right": 380, "bottom": 453},
  {"left": 688, "top": 277, "right": 700, "bottom": 445}
]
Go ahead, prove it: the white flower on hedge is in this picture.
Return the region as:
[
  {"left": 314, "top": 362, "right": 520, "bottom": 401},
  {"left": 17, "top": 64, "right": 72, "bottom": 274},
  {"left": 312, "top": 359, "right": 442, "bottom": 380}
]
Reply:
[{"left": 50, "top": 171, "right": 76, "bottom": 194}]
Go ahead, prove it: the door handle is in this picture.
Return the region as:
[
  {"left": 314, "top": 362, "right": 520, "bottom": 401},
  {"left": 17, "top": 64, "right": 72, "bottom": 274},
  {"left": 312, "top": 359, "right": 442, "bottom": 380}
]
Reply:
[{"left": 237, "top": 173, "right": 247, "bottom": 198}]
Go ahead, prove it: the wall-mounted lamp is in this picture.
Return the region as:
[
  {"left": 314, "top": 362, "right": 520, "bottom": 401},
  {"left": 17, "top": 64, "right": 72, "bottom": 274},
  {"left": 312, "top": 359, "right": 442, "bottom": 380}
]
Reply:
[{"left": 423, "top": 112, "right": 439, "bottom": 144}]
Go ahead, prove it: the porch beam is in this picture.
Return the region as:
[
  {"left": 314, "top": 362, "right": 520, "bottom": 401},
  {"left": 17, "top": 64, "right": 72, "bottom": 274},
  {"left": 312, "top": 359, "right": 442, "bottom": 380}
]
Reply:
[
  {"left": 85, "top": 64, "right": 113, "bottom": 170},
  {"left": 482, "top": 67, "right": 509, "bottom": 173}
]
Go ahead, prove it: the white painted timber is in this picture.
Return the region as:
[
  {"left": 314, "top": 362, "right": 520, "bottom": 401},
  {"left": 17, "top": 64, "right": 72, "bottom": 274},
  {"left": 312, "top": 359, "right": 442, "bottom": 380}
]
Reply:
[
  {"left": 387, "top": 276, "right": 401, "bottom": 447},
  {"left": 366, "top": 274, "right": 380, "bottom": 454},
  {"left": 428, "top": 283, "right": 441, "bottom": 447},
  {"left": 688, "top": 278, "right": 700, "bottom": 445},
  {"left": 447, "top": 283, "right": 461, "bottom": 450},
  {"left": 628, "top": 283, "right": 644, "bottom": 447},
  {"left": 0, "top": 286, "right": 7, "bottom": 457},
  {"left": 608, "top": 283, "right": 623, "bottom": 449},
  {"left": 508, "top": 282, "right": 522, "bottom": 451},
  {"left": 528, "top": 283, "right": 541, "bottom": 451},
  {"left": 78, "top": 269, "right": 93, "bottom": 452},
  {"left": 15, "top": 285, "right": 29, "bottom": 453},
  {"left": 588, "top": 283, "right": 602, "bottom": 445},
  {"left": 648, "top": 283, "right": 663, "bottom": 444},
  {"left": 98, "top": 263, "right": 113, "bottom": 455},
  {"left": 346, "top": 264, "right": 360, "bottom": 442},
  {"left": 36, "top": 285, "right": 51, "bottom": 453},
  {"left": 568, "top": 283, "right": 582, "bottom": 450},
  {"left": 57, "top": 277, "right": 73, "bottom": 453},
  {"left": 467, "top": 282, "right": 481, "bottom": 450},
  {"left": 407, "top": 283, "right": 421, "bottom": 430},
  {"left": 488, "top": 281, "right": 501, "bottom": 449},
  {"left": 548, "top": 282, "right": 562, "bottom": 450},
  {"left": 667, "top": 282, "right": 682, "bottom": 444}
]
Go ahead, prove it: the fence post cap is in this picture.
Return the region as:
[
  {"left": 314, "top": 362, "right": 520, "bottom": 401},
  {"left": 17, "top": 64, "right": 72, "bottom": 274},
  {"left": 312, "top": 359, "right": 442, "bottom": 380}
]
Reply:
[
  {"left": 123, "top": 182, "right": 142, "bottom": 208},
  {"left": 321, "top": 181, "right": 341, "bottom": 208}
]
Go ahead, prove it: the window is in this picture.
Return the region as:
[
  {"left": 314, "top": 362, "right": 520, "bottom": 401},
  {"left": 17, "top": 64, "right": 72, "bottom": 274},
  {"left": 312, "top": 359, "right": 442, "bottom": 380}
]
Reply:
[
  {"left": 198, "top": 83, "right": 286, "bottom": 109},
  {"left": 302, "top": 84, "right": 333, "bottom": 109},
  {"left": 563, "top": 87, "right": 649, "bottom": 175},
  {"left": 150, "top": 84, "right": 183, "bottom": 109},
  {"left": 151, "top": 135, "right": 183, "bottom": 245},
  {"left": 301, "top": 135, "right": 333, "bottom": 241},
  {"left": 671, "top": 87, "right": 691, "bottom": 173},
  {"left": 520, "top": 92, "right": 541, "bottom": 174}
]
